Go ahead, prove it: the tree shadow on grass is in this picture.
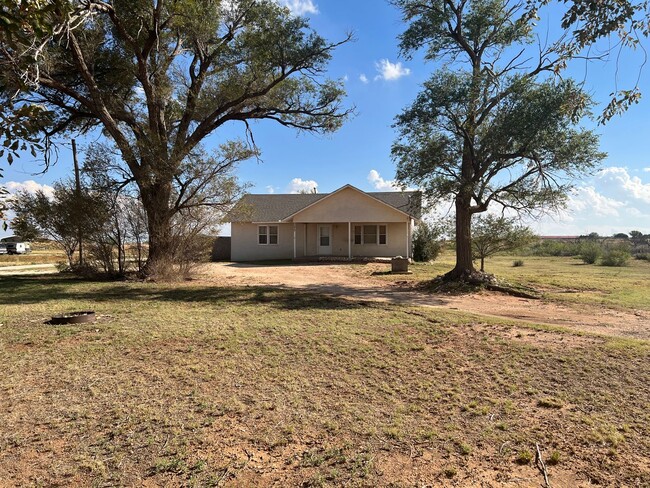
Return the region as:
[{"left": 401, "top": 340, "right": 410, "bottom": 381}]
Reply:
[{"left": 0, "top": 274, "right": 366, "bottom": 311}]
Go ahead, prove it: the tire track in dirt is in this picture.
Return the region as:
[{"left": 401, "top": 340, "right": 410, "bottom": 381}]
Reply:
[{"left": 202, "top": 262, "right": 650, "bottom": 340}]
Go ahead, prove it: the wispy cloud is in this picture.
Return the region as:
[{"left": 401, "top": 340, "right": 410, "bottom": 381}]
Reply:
[
  {"left": 287, "top": 178, "right": 318, "bottom": 194},
  {"left": 359, "top": 74, "right": 369, "bottom": 84},
  {"left": 266, "top": 185, "right": 276, "bottom": 194},
  {"left": 367, "top": 170, "right": 400, "bottom": 191},
  {"left": 375, "top": 59, "right": 410, "bottom": 81}
]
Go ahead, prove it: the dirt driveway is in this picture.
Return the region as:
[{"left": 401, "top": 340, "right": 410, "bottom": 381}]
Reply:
[{"left": 202, "top": 262, "right": 650, "bottom": 340}]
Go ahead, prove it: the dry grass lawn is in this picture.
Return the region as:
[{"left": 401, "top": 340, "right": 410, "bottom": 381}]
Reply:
[
  {"left": 1, "top": 275, "right": 649, "bottom": 487},
  {"left": 395, "top": 254, "right": 650, "bottom": 311}
]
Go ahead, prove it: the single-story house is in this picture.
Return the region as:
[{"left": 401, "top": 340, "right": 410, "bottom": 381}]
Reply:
[{"left": 226, "top": 184, "right": 422, "bottom": 262}]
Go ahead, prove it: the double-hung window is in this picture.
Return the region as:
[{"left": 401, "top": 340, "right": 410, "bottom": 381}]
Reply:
[
  {"left": 363, "top": 225, "right": 378, "bottom": 244},
  {"left": 353, "top": 225, "right": 388, "bottom": 245},
  {"left": 258, "top": 225, "right": 278, "bottom": 245}
]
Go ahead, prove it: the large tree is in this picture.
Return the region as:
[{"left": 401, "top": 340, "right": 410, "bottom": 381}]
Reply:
[
  {"left": 0, "top": 0, "right": 351, "bottom": 273},
  {"left": 392, "top": 0, "right": 606, "bottom": 281}
]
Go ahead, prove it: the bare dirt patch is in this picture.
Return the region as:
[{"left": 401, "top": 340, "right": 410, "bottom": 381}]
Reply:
[{"left": 201, "top": 262, "right": 650, "bottom": 340}]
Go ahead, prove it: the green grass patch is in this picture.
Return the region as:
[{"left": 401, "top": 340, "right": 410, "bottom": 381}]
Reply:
[{"left": 387, "top": 254, "right": 650, "bottom": 311}]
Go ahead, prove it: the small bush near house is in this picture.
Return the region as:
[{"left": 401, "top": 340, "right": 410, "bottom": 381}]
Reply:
[
  {"left": 513, "top": 259, "right": 524, "bottom": 267},
  {"left": 412, "top": 222, "right": 443, "bottom": 262},
  {"left": 579, "top": 242, "right": 602, "bottom": 264},
  {"left": 601, "top": 248, "right": 631, "bottom": 267}
]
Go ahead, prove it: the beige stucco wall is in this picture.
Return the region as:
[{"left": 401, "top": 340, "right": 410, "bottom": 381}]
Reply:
[
  {"left": 231, "top": 223, "right": 307, "bottom": 261},
  {"left": 292, "top": 187, "right": 409, "bottom": 223},
  {"left": 302, "top": 222, "right": 410, "bottom": 258},
  {"left": 231, "top": 221, "right": 411, "bottom": 261}
]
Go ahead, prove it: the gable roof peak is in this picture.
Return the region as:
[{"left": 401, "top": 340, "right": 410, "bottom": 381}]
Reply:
[{"left": 226, "top": 185, "right": 422, "bottom": 222}]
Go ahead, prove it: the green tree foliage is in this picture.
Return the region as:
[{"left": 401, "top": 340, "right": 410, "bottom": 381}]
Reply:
[
  {"left": 392, "top": 0, "right": 605, "bottom": 281},
  {"left": 561, "top": 0, "right": 649, "bottom": 121},
  {"left": 470, "top": 215, "right": 535, "bottom": 272},
  {"left": 0, "top": 0, "right": 56, "bottom": 228},
  {"left": 10, "top": 184, "right": 110, "bottom": 266},
  {"left": 0, "top": 0, "right": 351, "bottom": 275},
  {"left": 411, "top": 221, "right": 444, "bottom": 262}
]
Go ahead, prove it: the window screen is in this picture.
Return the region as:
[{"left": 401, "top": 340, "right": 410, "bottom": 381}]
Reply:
[{"left": 363, "top": 225, "right": 377, "bottom": 244}]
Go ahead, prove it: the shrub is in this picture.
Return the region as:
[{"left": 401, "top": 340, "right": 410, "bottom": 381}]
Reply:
[
  {"left": 579, "top": 242, "right": 602, "bottom": 264},
  {"left": 634, "top": 253, "right": 649, "bottom": 261},
  {"left": 601, "top": 248, "right": 631, "bottom": 267},
  {"left": 525, "top": 240, "right": 581, "bottom": 257},
  {"left": 513, "top": 259, "right": 524, "bottom": 267},
  {"left": 515, "top": 450, "right": 533, "bottom": 465},
  {"left": 547, "top": 451, "right": 561, "bottom": 466},
  {"left": 412, "top": 222, "right": 443, "bottom": 262}
]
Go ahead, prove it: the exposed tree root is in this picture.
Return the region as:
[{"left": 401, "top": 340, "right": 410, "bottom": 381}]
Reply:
[{"left": 423, "top": 270, "right": 541, "bottom": 299}]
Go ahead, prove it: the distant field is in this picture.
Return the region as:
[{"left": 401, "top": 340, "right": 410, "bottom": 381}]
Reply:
[
  {"left": 389, "top": 254, "right": 650, "bottom": 311},
  {"left": 0, "top": 275, "right": 648, "bottom": 486},
  {"left": 0, "top": 249, "right": 66, "bottom": 266}
]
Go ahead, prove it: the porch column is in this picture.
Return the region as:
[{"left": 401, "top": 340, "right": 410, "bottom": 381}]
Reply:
[
  {"left": 405, "top": 218, "right": 410, "bottom": 258},
  {"left": 293, "top": 223, "right": 297, "bottom": 259},
  {"left": 348, "top": 221, "right": 351, "bottom": 260}
]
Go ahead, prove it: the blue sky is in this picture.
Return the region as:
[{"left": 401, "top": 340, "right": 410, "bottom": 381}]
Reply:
[{"left": 3, "top": 0, "right": 650, "bottom": 236}]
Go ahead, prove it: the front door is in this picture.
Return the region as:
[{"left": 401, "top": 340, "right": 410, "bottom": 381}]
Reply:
[{"left": 318, "top": 225, "right": 332, "bottom": 255}]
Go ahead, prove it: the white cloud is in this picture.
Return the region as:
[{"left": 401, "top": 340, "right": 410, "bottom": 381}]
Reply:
[
  {"left": 643, "top": 167, "right": 650, "bottom": 172},
  {"left": 266, "top": 185, "right": 275, "bottom": 194},
  {"left": 367, "top": 170, "right": 400, "bottom": 191},
  {"left": 567, "top": 186, "right": 625, "bottom": 217},
  {"left": 276, "top": 0, "right": 318, "bottom": 15},
  {"left": 4, "top": 180, "right": 55, "bottom": 199},
  {"left": 359, "top": 74, "right": 369, "bottom": 84},
  {"left": 287, "top": 178, "right": 318, "bottom": 194},
  {"left": 374, "top": 59, "right": 410, "bottom": 81},
  {"left": 597, "top": 166, "right": 650, "bottom": 204},
  {"left": 528, "top": 171, "right": 650, "bottom": 235}
]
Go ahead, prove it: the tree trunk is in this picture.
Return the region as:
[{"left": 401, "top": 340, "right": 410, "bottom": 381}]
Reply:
[
  {"left": 141, "top": 183, "right": 174, "bottom": 276},
  {"left": 446, "top": 194, "right": 475, "bottom": 280},
  {"left": 480, "top": 256, "right": 485, "bottom": 272}
]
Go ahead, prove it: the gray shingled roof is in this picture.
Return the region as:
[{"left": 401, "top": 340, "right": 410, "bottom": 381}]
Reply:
[{"left": 227, "top": 187, "right": 422, "bottom": 222}]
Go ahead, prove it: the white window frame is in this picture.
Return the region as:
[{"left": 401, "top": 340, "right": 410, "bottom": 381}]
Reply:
[
  {"left": 353, "top": 224, "right": 388, "bottom": 245},
  {"left": 258, "top": 225, "right": 279, "bottom": 245}
]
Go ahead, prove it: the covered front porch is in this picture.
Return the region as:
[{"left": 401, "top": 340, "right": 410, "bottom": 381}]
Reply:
[{"left": 289, "top": 221, "right": 413, "bottom": 260}]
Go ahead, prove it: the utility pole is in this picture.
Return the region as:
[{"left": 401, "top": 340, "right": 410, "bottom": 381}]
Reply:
[{"left": 72, "top": 139, "right": 83, "bottom": 266}]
